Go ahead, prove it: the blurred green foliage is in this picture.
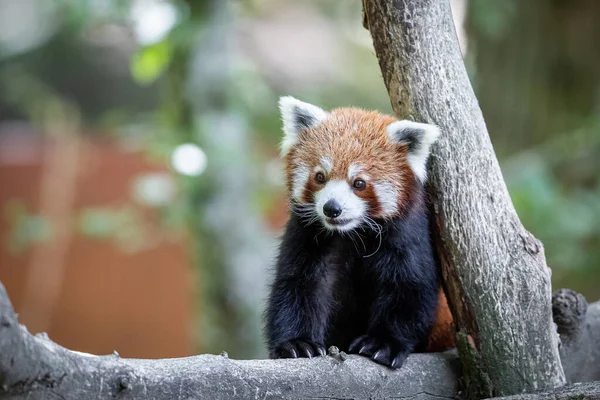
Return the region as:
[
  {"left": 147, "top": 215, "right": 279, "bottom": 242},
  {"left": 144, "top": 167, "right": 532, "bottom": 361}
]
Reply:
[
  {"left": 4, "top": 200, "right": 51, "bottom": 254},
  {"left": 77, "top": 205, "right": 172, "bottom": 254},
  {"left": 467, "top": 0, "right": 600, "bottom": 299},
  {"left": 130, "top": 41, "right": 173, "bottom": 85}
]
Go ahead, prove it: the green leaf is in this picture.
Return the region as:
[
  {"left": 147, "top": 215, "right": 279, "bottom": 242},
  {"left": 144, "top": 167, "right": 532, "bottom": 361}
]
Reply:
[
  {"left": 78, "top": 208, "right": 116, "bottom": 238},
  {"left": 130, "top": 40, "right": 173, "bottom": 85}
]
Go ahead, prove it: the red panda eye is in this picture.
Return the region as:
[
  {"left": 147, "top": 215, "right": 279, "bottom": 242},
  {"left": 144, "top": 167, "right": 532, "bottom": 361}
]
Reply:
[
  {"left": 315, "top": 172, "right": 326, "bottom": 184},
  {"left": 352, "top": 179, "right": 366, "bottom": 190}
]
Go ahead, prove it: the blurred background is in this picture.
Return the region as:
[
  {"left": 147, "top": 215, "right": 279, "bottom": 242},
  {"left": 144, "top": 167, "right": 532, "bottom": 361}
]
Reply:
[{"left": 0, "top": 0, "right": 598, "bottom": 360}]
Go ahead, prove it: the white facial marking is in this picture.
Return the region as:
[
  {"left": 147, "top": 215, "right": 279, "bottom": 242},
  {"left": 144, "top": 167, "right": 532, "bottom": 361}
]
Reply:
[
  {"left": 386, "top": 120, "right": 441, "bottom": 182},
  {"left": 320, "top": 156, "right": 333, "bottom": 174},
  {"left": 347, "top": 163, "right": 363, "bottom": 179},
  {"left": 279, "top": 96, "right": 328, "bottom": 157},
  {"left": 373, "top": 181, "right": 399, "bottom": 217},
  {"left": 292, "top": 163, "right": 310, "bottom": 201},
  {"left": 314, "top": 180, "right": 367, "bottom": 232}
]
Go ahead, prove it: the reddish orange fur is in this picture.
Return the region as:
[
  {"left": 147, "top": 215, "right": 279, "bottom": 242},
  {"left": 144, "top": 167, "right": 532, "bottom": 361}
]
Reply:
[
  {"left": 284, "top": 108, "right": 417, "bottom": 218},
  {"left": 427, "top": 290, "right": 455, "bottom": 351},
  {"left": 283, "top": 106, "right": 455, "bottom": 351}
]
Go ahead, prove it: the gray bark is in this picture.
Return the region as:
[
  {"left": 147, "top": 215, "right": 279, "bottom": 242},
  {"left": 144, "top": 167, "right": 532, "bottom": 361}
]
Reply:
[
  {"left": 362, "top": 0, "right": 565, "bottom": 398},
  {"left": 553, "top": 289, "right": 600, "bottom": 384},
  {"left": 1, "top": 282, "right": 599, "bottom": 399},
  {"left": 490, "top": 382, "right": 600, "bottom": 400},
  {"left": 0, "top": 282, "right": 459, "bottom": 400}
]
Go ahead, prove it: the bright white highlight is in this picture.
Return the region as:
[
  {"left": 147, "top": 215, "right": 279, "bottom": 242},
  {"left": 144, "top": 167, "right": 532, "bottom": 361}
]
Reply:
[
  {"left": 132, "top": 172, "right": 175, "bottom": 206},
  {"left": 131, "top": 0, "right": 178, "bottom": 45},
  {"left": 373, "top": 181, "right": 399, "bottom": 216},
  {"left": 170, "top": 143, "right": 207, "bottom": 177},
  {"left": 70, "top": 350, "right": 97, "bottom": 357},
  {"left": 314, "top": 180, "right": 366, "bottom": 232},
  {"left": 279, "top": 96, "right": 328, "bottom": 157},
  {"left": 386, "top": 120, "right": 441, "bottom": 182},
  {"left": 0, "top": 0, "right": 56, "bottom": 59},
  {"left": 292, "top": 163, "right": 310, "bottom": 201}
]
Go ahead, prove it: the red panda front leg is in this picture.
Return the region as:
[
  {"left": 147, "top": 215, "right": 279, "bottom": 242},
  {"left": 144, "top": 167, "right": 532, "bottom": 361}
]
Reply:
[
  {"left": 348, "top": 282, "right": 438, "bottom": 368},
  {"left": 264, "top": 214, "right": 335, "bottom": 359},
  {"left": 348, "top": 222, "right": 439, "bottom": 369}
]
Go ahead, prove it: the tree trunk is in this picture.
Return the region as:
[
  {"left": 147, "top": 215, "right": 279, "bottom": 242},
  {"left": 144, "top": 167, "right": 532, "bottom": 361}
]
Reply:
[{"left": 362, "top": 0, "right": 565, "bottom": 398}]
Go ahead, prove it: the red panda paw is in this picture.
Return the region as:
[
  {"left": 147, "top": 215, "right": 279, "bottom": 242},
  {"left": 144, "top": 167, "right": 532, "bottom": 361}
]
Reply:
[
  {"left": 348, "top": 335, "right": 409, "bottom": 369},
  {"left": 272, "top": 339, "right": 326, "bottom": 359}
]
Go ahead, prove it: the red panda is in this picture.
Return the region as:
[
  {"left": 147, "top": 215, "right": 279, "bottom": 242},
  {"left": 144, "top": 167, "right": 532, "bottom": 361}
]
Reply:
[{"left": 264, "top": 96, "right": 453, "bottom": 369}]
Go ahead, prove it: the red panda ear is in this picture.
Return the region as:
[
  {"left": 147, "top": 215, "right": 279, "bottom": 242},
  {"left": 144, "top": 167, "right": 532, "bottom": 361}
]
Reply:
[
  {"left": 279, "top": 96, "right": 328, "bottom": 157},
  {"left": 386, "top": 120, "right": 441, "bottom": 182}
]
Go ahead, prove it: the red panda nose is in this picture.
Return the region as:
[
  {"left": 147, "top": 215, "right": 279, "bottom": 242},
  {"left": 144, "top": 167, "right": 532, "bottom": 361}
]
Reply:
[{"left": 323, "top": 200, "right": 343, "bottom": 218}]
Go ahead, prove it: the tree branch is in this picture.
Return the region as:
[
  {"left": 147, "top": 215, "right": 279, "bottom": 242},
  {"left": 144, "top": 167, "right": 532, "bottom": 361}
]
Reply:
[
  {"left": 362, "top": 0, "right": 566, "bottom": 397},
  {"left": 490, "top": 381, "right": 600, "bottom": 400},
  {"left": 0, "top": 282, "right": 460, "bottom": 399},
  {"left": 1, "top": 282, "right": 598, "bottom": 399}
]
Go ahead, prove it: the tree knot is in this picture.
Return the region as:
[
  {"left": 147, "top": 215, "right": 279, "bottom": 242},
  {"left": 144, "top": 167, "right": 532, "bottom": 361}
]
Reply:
[
  {"left": 327, "top": 346, "right": 348, "bottom": 362},
  {"left": 116, "top": 374, "right": 133, "bottom": 393},
  {"left": 0, "top": 315, "right": 11, "bottom": 328},
  {"left": 552, "top": 289, "right": 588, "bottom": 339},
  {"left": 520, "top": 232, "right": 542, "bottom": 255}
]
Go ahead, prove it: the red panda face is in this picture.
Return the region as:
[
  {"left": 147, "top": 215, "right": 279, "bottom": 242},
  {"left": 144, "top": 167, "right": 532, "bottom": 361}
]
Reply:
[{"left": 279, "top": 96, "right": 440, "bottom": 232}]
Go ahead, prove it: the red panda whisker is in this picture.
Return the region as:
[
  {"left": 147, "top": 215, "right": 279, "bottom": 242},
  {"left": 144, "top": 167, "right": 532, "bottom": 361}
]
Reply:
[
  {"left": 353, "top": 230, "right": 367, "bottom": 253},
  {"left": 361, "top": 219, "right": 373, "bottom": 231},
  {"left": 291, "top": 203, "right": 316, "bottom": 216},
  {"left": 292, "top": 209, "right": 313, "bottom": 220},
  {"left": 292, "top": 205, "right": 321, "bottom": 228},
  {"left": 345, "top": 230, "right": 357, "bottom": 252},
  {"left": 292, "top": 204, "right": 314, "bottom": 212},
  {"left": 315, "top": 225, "right": 330, "bottom": 238},
  {"left": 302, "top": 214, "right": 321, "bottom": 228},
  {"left": 346, "top": 231, "right": 360, "bottom": 253},
  {"left": 362, "top": 230, "right": 383, "bottom": 258},
  {"left": 363, "top": 216, "right": 382, "bottom": 235}
]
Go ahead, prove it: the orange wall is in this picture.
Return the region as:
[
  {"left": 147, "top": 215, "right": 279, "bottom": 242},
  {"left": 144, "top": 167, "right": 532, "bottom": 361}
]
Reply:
[{"left": 0, "top": 136, "right": 195, "bottom": 358}]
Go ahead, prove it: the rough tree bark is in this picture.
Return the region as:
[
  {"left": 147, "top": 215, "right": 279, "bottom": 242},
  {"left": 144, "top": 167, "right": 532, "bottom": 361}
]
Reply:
[
  {"left": 362, "top": 0, "right": 565, "bottom": 398},
  {"left": 0, "top": 282, "right": 461, "bottom": 400},
  {"left": 0, "top": 283, "right": 599, "bottom": 399},
  {"left": 553, "top": 289, "right": 600, "bottom": 384}
]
